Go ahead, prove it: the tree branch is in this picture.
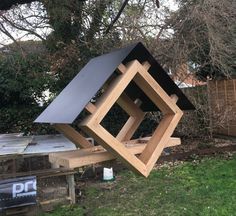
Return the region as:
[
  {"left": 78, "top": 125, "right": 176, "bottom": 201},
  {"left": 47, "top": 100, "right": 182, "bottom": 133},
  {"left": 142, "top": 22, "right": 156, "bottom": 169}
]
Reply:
[
  {"left": 105, "top": 0, "right": 129, "bottom": 34},
  {"left": 1, "top": 14, "right": 46, "bottom": 41},
  {"left": 0, "top": 22, "right": 25, "bottom": 52},
  {"left": 0, "top": 0, "right": 36, "bottom": 10}
]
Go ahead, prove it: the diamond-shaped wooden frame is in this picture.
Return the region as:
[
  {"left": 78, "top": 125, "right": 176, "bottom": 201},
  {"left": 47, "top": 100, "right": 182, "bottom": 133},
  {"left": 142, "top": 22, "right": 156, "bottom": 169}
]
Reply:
[{"left": 77, "top": 60, "right": 183, "bottom": 177}]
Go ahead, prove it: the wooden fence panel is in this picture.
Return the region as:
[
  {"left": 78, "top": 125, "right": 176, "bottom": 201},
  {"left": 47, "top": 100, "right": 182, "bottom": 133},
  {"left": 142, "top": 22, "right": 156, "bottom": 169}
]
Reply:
[{"left": 208, "top": 79, "right": 236, "bottom": 136}]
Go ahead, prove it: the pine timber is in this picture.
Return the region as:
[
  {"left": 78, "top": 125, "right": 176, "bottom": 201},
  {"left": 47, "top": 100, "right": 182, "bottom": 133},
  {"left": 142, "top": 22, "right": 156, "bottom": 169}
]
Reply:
[
  {"left": 122, "top": 136, "right": 181, "bottom": 146},
  {"left": 140, "top": 112, "right": 182, "bottom": 175},
  {"left": 82, "top": 123, "right": 148, "bottom": 176},
  {"left": 137, "top": 91, "right": 182, "bottom": 175},
  {"left": 170, "top": 94, "right": 179, "bottom": 103},
  {"left": 79, "top": 60, "right": 183, "bottom": 177},
  {"left": 134, "top": 61, "right": 179, "bottom": 114},
  {"left": 53, "top": 124, "right": 93, "bottom": 148},
  {"left": 79, "top": 61, "right": 149, "bottom": 176},
  {"left": 48, "top": 137, "right": 180, "bottom": 159},
  {"left": 116, "top": 115, "right": 144, "bottom": 142},
  {"left": 117, "top": 93, "right": 143, "bottom": 117},
  {"left": 79, "top": 60, "right": 139, "bottom": 126},
  {"left": 85, "top": 102, "right": 96, "bottom": 114},
  {"left": 115, "top": 61, "right": 147, "bottom": 142},
  {"left": 117, "top": 63, "right": 127, "bottom": 74},
  {"left": 116, "top": 94, "right": 145, "bottom": 142},
  {"left": 142, "top": 61, "right": 151, "bottom": 70},
  {"left": 49, "top": 137, "right": 181, "bottom": 168}
]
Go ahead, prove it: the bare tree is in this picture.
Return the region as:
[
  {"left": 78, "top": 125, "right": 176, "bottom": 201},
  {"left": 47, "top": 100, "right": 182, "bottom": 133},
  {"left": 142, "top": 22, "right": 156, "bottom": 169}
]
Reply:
[
  {"left": 0, "top": 2, "right": 50, "bottom": 45},
  {"left": 1, "top": 0, "right": 234, "bottom": 79},
  {"left": 159, "top": 0, "right": 236, "bottom": 78}
]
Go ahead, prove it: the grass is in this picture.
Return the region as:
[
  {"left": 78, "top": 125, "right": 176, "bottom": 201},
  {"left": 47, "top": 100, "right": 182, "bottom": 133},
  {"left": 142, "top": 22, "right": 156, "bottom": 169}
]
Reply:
[{"left": 44, "top": 154, "right": 236, "bottom": 216}]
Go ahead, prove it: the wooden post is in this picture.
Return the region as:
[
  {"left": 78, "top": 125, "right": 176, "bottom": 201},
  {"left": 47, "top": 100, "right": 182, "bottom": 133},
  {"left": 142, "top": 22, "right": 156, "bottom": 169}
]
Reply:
[
  {"left": 207, "top": 79, "right": 213, "bottom": 138},
  {"left": 66, "top": 174, "right": 76, "bottom": 204},
  {"left": 224, "top": 80, "right": 230, "bottom": 135}
]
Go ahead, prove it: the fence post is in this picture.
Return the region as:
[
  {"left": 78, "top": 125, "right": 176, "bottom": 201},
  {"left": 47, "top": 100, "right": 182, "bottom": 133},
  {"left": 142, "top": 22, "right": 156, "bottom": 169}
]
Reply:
[{"left": 207, "top": 79, "right": 213, "bottom": 138}]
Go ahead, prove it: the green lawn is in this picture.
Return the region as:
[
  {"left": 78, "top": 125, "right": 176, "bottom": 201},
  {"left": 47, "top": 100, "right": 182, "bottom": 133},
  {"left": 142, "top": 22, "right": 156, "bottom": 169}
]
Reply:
[{"left": 44, "top": 154, "right": 236, "bottom": 216}]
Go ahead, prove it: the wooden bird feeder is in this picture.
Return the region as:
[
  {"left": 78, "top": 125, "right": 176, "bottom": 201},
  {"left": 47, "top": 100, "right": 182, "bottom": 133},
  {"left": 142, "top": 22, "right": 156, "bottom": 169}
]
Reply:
[{"left": 35, "top": 42, "right": 194, "bottom": 177}]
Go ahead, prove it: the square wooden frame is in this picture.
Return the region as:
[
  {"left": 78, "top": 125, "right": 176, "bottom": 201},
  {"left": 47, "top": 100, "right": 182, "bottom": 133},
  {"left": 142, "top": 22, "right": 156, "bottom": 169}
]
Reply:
[{"left": 79, "top": 60, "right": 183, "bottom": 177}]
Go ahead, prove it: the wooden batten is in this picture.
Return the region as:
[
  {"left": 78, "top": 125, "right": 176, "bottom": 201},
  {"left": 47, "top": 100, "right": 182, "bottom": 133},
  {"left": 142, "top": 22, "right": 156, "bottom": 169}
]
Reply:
[
  {"left": 117, "top": 93, "right": 143, "bottom": 117},
  {"left": 53, "top": 124, "right": 93, "bottom": 149},
  {"left": 122, "top": 136, "right": 181, "bottom": 146},
  {"left": 116, "top": 116, "right": 144, "bottom": 142},
  {"left": 142, "top": 61, "right": 151, "bottom": 70},
  {"left": 117, "top": 63, "right": 127, "bottom": 74},
  {"left": 116, "top": 93, "right": 145, "bottom": 142},
  {"left": 170, "top": 94, "right": 178, "bottom": 103},
  {"left": 134, "top": 62, "right": 179, "bottom": 114},
  {"left": 85, "top": 102, "right": 96, "bottom": 114},
  {"left": 49, "top": 137, "right": 181, "bottom": 168}
]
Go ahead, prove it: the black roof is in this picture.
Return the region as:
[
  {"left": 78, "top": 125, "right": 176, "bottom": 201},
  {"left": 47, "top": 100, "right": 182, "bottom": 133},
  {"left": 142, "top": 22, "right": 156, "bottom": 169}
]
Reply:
[{"left": 35, "top": 42, "right": 194, "bottom": 124}]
